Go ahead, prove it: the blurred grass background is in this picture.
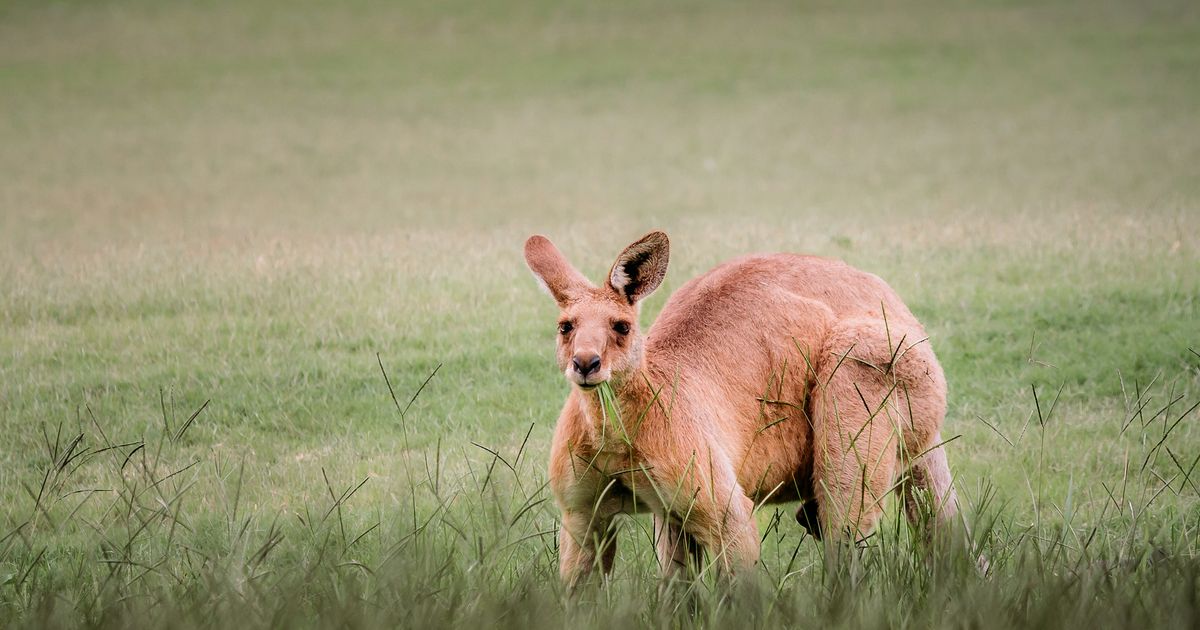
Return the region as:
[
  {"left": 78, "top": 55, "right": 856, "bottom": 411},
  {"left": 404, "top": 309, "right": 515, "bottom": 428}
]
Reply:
[{"left": 1, "top": 0, "right": 1198, "bottom": 627}]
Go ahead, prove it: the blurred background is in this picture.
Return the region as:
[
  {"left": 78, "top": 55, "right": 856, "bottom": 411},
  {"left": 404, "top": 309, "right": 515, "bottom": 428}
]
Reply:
[
  {"left": 0, "top": 2, "right": 1197, "bottom": 624},
  {"left": 4, "top": 0, "right": 1199, "bottom": 486},
  {"left": 4, "top": 0, "right": 1197, "bottom": 245}
]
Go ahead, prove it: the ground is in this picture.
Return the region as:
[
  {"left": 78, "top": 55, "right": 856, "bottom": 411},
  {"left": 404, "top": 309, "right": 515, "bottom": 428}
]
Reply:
[{"left": 1, "top": 0, "right": 1198, "bottom": 627}]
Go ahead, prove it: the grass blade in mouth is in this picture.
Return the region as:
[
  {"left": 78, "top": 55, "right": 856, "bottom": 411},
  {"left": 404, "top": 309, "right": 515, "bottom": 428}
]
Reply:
[{"left": 597, "top": 382, "right": 632, "bottom": 446}]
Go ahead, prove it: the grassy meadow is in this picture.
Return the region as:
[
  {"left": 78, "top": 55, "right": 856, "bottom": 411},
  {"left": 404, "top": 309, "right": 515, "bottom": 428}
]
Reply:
[{"left": 1, "top": 0, "right": 1199, "bottom": 627}]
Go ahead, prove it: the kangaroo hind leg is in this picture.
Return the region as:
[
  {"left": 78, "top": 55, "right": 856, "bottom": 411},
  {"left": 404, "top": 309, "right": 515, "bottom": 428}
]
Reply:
[{"left": 810, "top": 320, "right": 909, "bottom": 542}]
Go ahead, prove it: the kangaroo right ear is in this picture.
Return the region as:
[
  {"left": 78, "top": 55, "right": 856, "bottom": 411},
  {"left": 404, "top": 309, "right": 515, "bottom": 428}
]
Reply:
[
  {"left": 608, "top": 231, "right": 670, "bottom": 305},
  {"left": 524, "top": 235, "right": 590, "bottom": 307}
]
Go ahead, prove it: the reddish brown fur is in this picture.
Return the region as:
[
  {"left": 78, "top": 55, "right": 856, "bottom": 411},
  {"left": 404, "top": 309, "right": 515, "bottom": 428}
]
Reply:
[{"left": 524, "top": 232, "right": 959, "bottom": 587}]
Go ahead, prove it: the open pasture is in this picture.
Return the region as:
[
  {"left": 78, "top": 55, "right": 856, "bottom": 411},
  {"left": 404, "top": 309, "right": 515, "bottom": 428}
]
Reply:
[{"left": 1, "top": 0, "right": 1198, "bottom": 627}]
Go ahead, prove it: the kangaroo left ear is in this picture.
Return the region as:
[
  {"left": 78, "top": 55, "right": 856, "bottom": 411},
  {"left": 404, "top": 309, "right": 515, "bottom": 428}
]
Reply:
[
  {"left": 524, "top": 234, "right": 591, "bottom": 307},
  {"left": 608, "top": 231, "right": 670, "bottom": 305}
]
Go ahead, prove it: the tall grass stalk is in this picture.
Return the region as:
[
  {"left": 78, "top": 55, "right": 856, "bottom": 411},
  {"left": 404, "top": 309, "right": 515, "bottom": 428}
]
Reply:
[{"left": 1, "top": 361, "right": 1196, "bottom": 629}]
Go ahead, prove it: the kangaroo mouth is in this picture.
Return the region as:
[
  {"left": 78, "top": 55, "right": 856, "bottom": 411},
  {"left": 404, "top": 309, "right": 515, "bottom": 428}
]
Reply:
[
  {"left": 570, "top": 375, "right": 607, "bottom": 391},
  {"left": 566, "top": 366, "right": 611, "bottom": 391}
]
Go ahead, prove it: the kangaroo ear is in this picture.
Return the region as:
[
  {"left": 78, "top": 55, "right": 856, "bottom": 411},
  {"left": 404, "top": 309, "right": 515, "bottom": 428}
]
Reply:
[
  {"left": 608, "top": 231, "right": 670, "bottom": 305},
  {"left": 524, "top": 235, "right": 590, "bottom": 306}
]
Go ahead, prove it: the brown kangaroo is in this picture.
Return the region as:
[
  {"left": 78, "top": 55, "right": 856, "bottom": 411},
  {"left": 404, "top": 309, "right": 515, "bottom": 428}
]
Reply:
[{"left": 524, "top": 231, "right": 959, "bottom": 587}]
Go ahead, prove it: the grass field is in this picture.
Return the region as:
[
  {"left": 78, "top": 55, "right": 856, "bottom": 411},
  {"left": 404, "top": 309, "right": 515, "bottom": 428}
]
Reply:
[{"left": 2, "top": 0, "right": 1199, "bottom": 627}]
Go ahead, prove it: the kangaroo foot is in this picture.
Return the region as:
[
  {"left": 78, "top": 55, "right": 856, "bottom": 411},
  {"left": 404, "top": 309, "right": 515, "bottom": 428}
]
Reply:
[{"left": 796, "top": 499, "right": 822, "bottom": 540}]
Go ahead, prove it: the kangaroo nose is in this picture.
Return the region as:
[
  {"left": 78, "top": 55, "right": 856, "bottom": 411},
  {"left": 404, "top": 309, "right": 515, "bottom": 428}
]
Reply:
[{"left": 573, "top": 354, "right": 601, "bottom": 377}]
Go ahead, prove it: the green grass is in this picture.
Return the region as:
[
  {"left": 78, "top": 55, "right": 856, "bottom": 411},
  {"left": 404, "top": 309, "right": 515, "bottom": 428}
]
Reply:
[{"left": 1, "top": 0, "right": 1199, "bottom": 627}]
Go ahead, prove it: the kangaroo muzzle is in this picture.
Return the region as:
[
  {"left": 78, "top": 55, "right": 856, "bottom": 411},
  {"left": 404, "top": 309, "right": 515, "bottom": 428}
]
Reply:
[{"left": 572, "top": 353, "right": 601, "bottom": 377}]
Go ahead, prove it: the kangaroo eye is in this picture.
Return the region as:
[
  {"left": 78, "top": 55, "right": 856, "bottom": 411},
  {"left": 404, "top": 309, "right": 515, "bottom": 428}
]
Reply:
[
  {"left": 559, "top": 321, "right": 574, "bottom": 335},
  {"left": 613, "top": 321, "right": 631, "bottom": 335}
]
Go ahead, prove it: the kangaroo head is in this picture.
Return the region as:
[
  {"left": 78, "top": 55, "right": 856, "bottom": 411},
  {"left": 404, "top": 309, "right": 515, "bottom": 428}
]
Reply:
[{"left": 524, "top": 231, "right": 670, "bottom": 391}]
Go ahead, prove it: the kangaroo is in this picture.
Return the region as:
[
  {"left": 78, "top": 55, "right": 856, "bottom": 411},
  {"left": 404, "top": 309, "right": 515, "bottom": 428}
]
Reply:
[{"left": 524, "top": 231, "right": 959, "bottom": 587}]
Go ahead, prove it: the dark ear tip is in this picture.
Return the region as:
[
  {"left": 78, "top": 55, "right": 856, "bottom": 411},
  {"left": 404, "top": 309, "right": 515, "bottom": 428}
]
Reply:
[
  {"left": 639, "top": 230, "right": 670, "bottom": 254},
  {"left": 649, "top": 231, "right": 670, "bottom": 257}
]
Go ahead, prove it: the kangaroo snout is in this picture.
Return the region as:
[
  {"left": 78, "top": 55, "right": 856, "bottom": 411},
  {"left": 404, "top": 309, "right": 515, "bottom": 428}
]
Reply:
[{"left": 572, "top": 354, "right": 601, "bottom": 377}]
